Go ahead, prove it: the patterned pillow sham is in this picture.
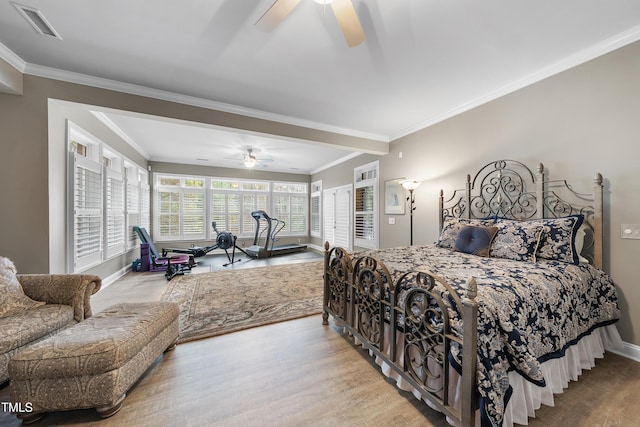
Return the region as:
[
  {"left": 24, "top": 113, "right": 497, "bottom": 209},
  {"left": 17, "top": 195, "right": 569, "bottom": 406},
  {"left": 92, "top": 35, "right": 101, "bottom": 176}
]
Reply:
[
  {"left": 455, "top": 225, "right": 499, "bottom": 257},
  {"left": 497, "top": 215, "right": 584, "bottom": 264},
  {"left": 489, "top": 222, "right": 544, "bottom": 262},
  {"left": 437, "top": 216, "right": 496, "bottom": 249}
]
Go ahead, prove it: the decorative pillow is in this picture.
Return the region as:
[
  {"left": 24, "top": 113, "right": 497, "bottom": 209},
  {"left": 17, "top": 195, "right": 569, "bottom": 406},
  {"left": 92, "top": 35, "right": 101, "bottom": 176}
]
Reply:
[
  {"left": 489, "top": 222, "right": 544, "bottom": 262},
  {"left": 509, "top": 215, "right": 584, "bottom": 265},
  {"left": 455, "top": 226, "right": 499, "bottom": 257},
  {"left": 437, "top": 217, "right": 496, "bottom": 249},
  {"left": 0, "top": 257, "right": 45, "bottom": 318}
]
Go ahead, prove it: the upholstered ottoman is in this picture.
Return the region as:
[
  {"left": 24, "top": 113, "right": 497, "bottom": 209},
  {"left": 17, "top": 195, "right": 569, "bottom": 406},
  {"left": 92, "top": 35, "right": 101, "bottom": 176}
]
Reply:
[{"left": 8, "top": 301, "right": 179, "bottom": 423}]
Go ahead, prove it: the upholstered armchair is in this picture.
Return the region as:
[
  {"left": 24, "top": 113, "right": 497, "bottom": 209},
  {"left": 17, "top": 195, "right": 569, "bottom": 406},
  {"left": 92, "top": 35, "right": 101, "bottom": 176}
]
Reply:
[{"left": 0, "top": 274, "right": 101, "bottom": 385}]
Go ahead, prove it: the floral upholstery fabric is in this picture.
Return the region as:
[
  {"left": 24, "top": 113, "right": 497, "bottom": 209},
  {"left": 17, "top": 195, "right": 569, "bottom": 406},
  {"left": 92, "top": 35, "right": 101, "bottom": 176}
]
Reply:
[
  {"left": 9, "top": 302, "right": 179, "bottom": 414},
  {"left": 354, "top": 244, "right": 620, "bottom": 427},
  {"left": 526, "top": 215, "right": 584, "bottom": 264},
  {"left": 489, "top": 221, "right": 544, "bottom": 262}
]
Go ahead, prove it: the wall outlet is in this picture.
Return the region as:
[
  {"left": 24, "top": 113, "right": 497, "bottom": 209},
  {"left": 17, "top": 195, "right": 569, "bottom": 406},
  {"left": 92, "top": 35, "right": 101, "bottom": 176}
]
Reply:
[
  {"left": 388, "top": 217, "right": 395, "bottom": 225},
  {"left": 621, "top": 224, "right": 640, "bottom": 239}
]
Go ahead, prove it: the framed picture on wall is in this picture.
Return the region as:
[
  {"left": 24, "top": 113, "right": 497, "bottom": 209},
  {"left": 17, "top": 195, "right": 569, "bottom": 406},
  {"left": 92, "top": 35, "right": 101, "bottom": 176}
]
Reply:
[{"left": 385, "top": 178, "right": 405, "bottom": 215}]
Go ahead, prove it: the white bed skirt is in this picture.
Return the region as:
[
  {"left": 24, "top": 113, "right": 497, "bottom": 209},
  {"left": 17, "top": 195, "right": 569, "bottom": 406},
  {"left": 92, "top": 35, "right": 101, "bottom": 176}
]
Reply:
[{"left": 353, "top": 324, "right": 623, "bottom": 427}]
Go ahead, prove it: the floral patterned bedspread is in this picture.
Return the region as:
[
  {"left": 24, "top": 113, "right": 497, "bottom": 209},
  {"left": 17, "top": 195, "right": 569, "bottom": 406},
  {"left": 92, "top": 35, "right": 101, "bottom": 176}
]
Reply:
[{"left": 355, "top": 244, "right": 620, "bottom": 427}]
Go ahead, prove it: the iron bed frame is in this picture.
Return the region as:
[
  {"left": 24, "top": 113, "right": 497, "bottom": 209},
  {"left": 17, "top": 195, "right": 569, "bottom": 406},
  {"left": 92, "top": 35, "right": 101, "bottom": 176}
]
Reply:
[{"left": 322, "top": 159, "right": 604, "bottom": 427}]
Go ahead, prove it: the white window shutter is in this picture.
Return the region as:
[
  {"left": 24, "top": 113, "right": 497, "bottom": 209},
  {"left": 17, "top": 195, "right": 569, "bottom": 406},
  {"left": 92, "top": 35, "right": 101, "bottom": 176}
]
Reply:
[{"left": 73, "top": 153, "right": 103, "bottom": 271}]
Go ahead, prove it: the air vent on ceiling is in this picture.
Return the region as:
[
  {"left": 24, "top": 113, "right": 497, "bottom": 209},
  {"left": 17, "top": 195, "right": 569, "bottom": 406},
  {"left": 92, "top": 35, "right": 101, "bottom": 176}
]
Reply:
[{"left": 12, "top": 2, "right": 62, "bottom": 40}]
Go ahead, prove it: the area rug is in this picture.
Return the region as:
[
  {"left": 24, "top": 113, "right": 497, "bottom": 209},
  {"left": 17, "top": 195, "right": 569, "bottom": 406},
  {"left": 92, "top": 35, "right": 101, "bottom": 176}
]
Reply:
[{"left": 160, "top": 261, "right": 325, "bottom": 343}]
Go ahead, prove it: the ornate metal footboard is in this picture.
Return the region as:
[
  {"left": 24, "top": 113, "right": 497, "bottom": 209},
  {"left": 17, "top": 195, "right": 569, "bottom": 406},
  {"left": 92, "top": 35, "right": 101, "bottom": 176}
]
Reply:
[{"left": 322, "top": 242, "right": 479, "bottom": 427}]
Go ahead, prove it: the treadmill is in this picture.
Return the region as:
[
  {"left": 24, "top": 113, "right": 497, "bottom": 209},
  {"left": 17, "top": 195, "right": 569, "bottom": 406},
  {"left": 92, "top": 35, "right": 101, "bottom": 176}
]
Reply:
[{"left": 245, "top": 210, "right": 307, "bottom": 259}]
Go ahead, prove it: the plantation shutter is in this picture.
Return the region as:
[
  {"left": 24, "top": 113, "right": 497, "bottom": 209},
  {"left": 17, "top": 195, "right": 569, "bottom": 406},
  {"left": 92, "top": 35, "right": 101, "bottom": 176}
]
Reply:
[
  {"left": 323, "top": 190, "right": 335, "bottom": 246},
  {"left": 140, "top": 182, "right": 150, "bottom": 232},
  {"left": 354, "top": 161, "right": 378, "bottom": 249},
  {"left": 158, "top": 189, "right": 181, "bottom": 239},
  {"left": 334, "top": 187, "right": 351, "bottom": 250},
  {"left": 323, "top": 185, "right": 351, "bottom": 251},
  {"left": 310, "top": 181, "right": 322, "bottom": 239},
  {"left": 211, "top": 193, "right": 242, "bottom": 236},
  {"left": 273, "top": 195, "right": 290, "bottom": 233},
  {"left": 290, "top": 195, "right": 306, "bottom": 234},
  {"left": 105, "top": 168, "right": 126, "bottom": 257},
  {"left": 126, "top": 173, "right": 140, "bottom": 249},
  {"left": 182, "top": 190, "right": 205, "bottom": 239},
  {"left": 73, "top": 153, "right": 103, "bottom": 271}
]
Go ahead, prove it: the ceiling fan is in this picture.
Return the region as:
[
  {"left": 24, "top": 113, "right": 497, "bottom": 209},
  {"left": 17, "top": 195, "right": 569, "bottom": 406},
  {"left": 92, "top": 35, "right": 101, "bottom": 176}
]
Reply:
[
  {"left": 242, "top": 148, "right": 274, "bottom": 168},
  {"left": 255, "top": 0, "right": 365, "bottom": 48}
]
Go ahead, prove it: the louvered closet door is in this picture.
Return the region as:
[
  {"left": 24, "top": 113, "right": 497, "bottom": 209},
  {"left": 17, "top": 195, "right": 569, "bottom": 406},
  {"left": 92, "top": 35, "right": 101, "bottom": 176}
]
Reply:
[
  {"left": 323, "top": 185, "right": 352, "bottom": 251},
  {"left": 334, "top": 187, "right": 351, "bottom": 250},
  {"left": 323, "top": 189, "right": 335, "bottom": 246}
]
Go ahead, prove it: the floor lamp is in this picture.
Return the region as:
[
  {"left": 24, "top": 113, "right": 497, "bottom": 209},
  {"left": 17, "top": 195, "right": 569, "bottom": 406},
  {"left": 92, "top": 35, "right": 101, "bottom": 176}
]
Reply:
[{"left": 401, "top": 179, "right": 422, "bottom": 245}]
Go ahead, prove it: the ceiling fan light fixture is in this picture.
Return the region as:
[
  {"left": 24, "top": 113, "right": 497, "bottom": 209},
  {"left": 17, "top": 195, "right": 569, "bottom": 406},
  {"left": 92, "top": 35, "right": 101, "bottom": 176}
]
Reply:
[{"left": 243, "top": 155, "right": 257, "bottom": 168}]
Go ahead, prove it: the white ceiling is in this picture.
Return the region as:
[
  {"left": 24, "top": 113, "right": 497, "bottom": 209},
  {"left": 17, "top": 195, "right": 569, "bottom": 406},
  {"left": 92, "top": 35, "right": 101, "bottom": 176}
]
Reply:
[{"left": 1, "top": 0, "right": 640, "bottom": 173}]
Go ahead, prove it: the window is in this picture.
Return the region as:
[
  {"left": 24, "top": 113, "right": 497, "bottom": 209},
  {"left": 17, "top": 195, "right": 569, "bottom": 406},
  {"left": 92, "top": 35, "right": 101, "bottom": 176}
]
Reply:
[
  {"left": 125, "top": 164, "right": 149, "bottom": 250},
  {"left": 71, "top": 146, "right": 103, "bottom": 271},
  {"left": 104, "top": 149, "right": 125, "bottom": 258},
  {"left": 354, "top": 161, "right": 379, "bottom": 249},
  {"left": 210, "top": 179, "right": 269, "bottom": 238},
  {"left": 156, "top": 176, "right": 206, "bottom": 240},
  {"left": 67, "top": 121, "right": 149, "bottom": 273},
  {"left": 273, "top": 182, "right": 308, "bottom": 235},
  {"left": 154, "top": 175, "right": 308, "bottom": 242},
  {"left": 310, "top": 181, "right": 322, "bottom": 238}
]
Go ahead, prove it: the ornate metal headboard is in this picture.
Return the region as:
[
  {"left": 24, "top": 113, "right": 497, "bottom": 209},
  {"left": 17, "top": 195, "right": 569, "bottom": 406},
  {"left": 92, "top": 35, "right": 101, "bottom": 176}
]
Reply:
[{"left": 439, "top": 160, "right": 604, "bottom": 269}]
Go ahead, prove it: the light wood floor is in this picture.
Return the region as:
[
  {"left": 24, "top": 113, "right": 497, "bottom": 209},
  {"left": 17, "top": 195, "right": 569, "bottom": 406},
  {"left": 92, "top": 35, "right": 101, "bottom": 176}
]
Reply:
[{"left": 1, "top": 251, "right": 639, "bottom": 427}]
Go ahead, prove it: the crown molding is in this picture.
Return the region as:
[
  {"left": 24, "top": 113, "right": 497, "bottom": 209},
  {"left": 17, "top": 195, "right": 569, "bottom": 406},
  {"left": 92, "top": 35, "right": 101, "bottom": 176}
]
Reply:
[
  {"left": 0, "top": 42, "right": 26, "bottom": 72},
  {"left": 90, "top": 111, "right": 151, "bottom": 160},
  {"left": 310, "top": 151, "right": 362, "bottom": 175},
  {"left": 391, "top": 24, "right": 640, "bottom": 141},
  {"left": 20, "top": 62, "right": 389, "bottom": 143}
]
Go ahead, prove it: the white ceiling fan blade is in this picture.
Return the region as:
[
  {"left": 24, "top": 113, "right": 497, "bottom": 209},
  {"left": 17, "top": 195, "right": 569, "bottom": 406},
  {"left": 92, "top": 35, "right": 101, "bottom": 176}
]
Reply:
[
  {"left": 331, "top": 0, "right": 365, "bottom": 47},
  {"left": 255, "top": 0, "right": 302, "bottom": 32}
]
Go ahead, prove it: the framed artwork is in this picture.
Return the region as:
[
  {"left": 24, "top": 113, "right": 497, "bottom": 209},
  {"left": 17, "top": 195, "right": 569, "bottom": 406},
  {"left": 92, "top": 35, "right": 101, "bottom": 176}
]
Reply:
[{"left": 385, "top": 178, "right": 405, "bottom": 215}]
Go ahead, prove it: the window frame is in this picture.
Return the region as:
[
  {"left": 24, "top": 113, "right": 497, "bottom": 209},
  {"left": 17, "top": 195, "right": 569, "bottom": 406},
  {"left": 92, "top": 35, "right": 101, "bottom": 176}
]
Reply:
[
  {"left": 154, "top": 174, "right": 309, "bottom": 242},
  {"left": 310, "top": 180, "right": 322, "bottom": 238},
  {"left": 67, "top": 121, "right": 149, "bottom": 273},
  {"left": 354, "top": 160, "right": 379, "bottom": 249}
]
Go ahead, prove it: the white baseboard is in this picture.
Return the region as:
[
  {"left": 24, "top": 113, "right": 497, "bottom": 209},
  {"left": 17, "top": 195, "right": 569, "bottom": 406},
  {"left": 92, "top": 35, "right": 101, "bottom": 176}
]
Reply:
[
  {"left": 307, "top": 243, "right": 324, "bottom": 253},
  {"left": 609, "top": 341, "right": 640, "bottom": 363},
  {"left": 100, "top": 265, "right": 131, "bottom": 290}
]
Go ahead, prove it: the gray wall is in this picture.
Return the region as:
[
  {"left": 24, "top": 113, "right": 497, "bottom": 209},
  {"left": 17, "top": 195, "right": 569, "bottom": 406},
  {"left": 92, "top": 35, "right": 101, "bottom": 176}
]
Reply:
[
  {"left": 312, "top": 40, "right": 640, "bottom": 346},
  {"left": 0, "top": 73, "right": 376, "bottom": 276}
]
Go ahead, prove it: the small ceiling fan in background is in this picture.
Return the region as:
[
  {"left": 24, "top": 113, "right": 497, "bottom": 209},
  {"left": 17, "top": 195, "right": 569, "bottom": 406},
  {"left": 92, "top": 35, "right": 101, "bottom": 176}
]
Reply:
[
  {"left": 255, "top": 0, "right": 365, "bottom": 48},
  {"left": 240, "top": 148, "right": 274, "bottom": 168}
]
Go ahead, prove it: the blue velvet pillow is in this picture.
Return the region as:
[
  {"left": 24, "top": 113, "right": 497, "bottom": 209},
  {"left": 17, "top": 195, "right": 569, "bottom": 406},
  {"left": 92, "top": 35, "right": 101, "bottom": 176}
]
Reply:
[{"left": 455, "top": 226, "right": 499, "bottom": 257}]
